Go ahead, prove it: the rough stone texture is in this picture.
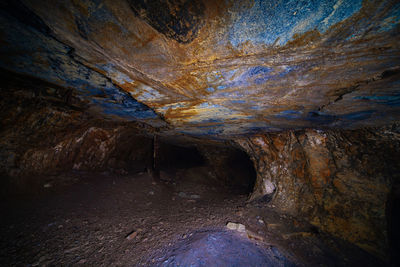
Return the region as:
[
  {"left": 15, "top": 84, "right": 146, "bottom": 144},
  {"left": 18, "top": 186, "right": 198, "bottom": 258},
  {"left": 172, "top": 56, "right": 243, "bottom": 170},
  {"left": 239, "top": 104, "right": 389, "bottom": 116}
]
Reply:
[
  {"left": 0, "top": 70, "right": 154, "bottom": 181},
  {"left": 0, "top": 0, "right": 400, "bottom": 263},
  {"left": 19, "top": 126, "right": 153, "bottom": 176},
  {"left": 237, "top": 126, "right": 400, "bottom": 259},
  {"left": 0, "top": 0, "right": 399, "bottom": 136}
]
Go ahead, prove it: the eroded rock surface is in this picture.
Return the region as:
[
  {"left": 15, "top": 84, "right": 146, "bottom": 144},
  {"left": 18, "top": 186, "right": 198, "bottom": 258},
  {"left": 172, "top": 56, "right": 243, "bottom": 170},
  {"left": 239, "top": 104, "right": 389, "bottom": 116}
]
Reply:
[
  {"left": 0, "top": 71, "right": 157, "bottom": 191},
  {"left": 0, "top": 0, "right": 400, "bottom": 265},
  {"left": 0, "top": 0, "right": 399, "bottom": 136},
  {"left": 237, "top": 126, "right": 400, "bottom": 258}
]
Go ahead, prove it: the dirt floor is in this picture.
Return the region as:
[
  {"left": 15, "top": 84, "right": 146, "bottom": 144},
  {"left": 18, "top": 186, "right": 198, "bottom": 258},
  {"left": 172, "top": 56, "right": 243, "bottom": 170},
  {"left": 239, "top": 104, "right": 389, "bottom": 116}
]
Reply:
[{"left": 0, "top": 168, "right": 385, "bottom": 266}]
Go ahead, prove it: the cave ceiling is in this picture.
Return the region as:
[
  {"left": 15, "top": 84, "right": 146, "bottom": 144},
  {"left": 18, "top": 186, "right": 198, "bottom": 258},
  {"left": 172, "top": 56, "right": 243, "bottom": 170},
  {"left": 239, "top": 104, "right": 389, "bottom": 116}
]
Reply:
[{"left": 1, "top": 0, "right": 400, "bottom": 137}]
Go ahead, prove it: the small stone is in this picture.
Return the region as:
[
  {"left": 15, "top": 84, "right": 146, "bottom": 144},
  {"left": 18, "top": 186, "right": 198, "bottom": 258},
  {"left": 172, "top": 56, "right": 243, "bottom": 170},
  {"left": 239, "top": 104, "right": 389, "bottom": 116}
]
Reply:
[
  {"left": 43, "top": 183, "right": 52, "bottom": 188},
  {"left": 226, "top": 222, "right": 246, "bottom": 233},
  {"left": 246, "top": 230, "right": 264, "bottom": 241},
  {"left": 149, "top": 191, "right": 154, "bottom": 195},
  {"left": 178, "top": 192, "right": 187, "bottom": 198},
  {"left": 126, "top": 231, "right": 138, "bottom": 240},
  {"left": 190, "top": 194, "right": 200, "bottom": 199},
  {"left": 266, "top": 223, "right": 280, "bottom": 230},
  {"left": 64, "top": 246, "right": 79, "bottom": 253}
]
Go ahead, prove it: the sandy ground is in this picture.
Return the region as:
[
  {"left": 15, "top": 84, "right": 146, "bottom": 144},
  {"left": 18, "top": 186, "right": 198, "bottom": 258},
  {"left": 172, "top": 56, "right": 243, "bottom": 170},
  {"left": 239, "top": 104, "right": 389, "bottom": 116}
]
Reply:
[{"left": 0, "top": 170, "right": 385, "bottom": 266}]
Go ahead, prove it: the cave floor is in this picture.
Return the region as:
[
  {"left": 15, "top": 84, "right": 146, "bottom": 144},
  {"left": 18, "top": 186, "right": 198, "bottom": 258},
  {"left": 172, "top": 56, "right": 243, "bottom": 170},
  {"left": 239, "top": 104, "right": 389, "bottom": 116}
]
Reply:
[{"left": 0, "top": 171, "right": 384, "bottom": 266}]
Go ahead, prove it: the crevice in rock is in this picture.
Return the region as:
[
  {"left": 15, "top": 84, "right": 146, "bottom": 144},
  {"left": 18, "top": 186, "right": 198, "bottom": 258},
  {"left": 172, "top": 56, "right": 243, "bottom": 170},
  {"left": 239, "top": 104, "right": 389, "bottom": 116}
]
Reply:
[{"left": 319, "top": 66, "right": 400, "bottom": 111}]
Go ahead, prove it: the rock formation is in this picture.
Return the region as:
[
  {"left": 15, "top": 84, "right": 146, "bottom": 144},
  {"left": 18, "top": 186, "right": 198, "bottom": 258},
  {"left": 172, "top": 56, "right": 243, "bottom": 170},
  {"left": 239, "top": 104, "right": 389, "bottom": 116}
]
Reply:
[
  {"left": 1, "top": 0, "right": 399, "bottom": 265},
  {"left": 237, "top": 127, "right": 400, "bottom": 258}
]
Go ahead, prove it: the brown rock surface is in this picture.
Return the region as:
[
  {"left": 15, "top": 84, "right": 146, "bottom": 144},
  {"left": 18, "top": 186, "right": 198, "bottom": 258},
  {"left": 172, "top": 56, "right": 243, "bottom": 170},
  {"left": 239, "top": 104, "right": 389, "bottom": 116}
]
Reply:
[{"left": 237, "top": 126, "right": 400, "bottom": 258}]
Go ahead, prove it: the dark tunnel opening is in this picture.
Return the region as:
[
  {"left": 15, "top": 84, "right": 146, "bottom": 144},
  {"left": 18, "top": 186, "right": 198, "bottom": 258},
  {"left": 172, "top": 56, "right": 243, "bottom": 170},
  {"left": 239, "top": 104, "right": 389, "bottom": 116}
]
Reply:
[
  {"left": 153, "top": 139, "right": 257, "bottom": 196},
  {"left": 220, "top": 148, "right": 257, "bottom": 195},
  {"left": 157, "top": 141, "right": 206, "bottom": 170}
]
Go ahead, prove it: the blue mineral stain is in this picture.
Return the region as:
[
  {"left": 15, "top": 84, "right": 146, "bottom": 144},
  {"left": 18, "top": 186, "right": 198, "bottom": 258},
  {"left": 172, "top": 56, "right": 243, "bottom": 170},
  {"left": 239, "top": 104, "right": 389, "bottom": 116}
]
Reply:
[
  {"left": 276, "top": 110, "right": 303, "bottom": 119},
  {"left": 198, "top": 102, "right": 213, "bottom": 108},
  {"left": 213, "top": 65, "right": 297, "bottom": 88},
  {"left": 99, "top": 64, "right": 134, "bottom": 84},
  {"left": 254, "top": 76, "right": 270, "bottom": 85},
  {"left": 206, "top": 71, "right": 228, "bottom": 90},
  {"left": 229, "top": 0, "right": 363, "bottom": 47},
  {"left": 306, "top": 110, "right": 376, "bottom": 125},
  {"left": 207, "top": 71, "right": 223, "bottom": 83},
  {"left": 231, "top": 100, "right": 246, "bottom": 104},
  {"left": 341, "top": 110, "right": 376, "bottom": 120},
  {"left": 250, "top": 105, "right": 263, "bottom": 110},
  {"left": 279, "top": 66, "right": 298, "bottom": 77},
  {"left": 354, "top": 94, "right": 400, "bottom": 107},
  {"left": 225, "top": 78, "right": 250, "bottom": 88},
  {"left": 194, "top": 119, "right": 223, "bottom": 124},
  {"left": 92, "top": 100, "right": 153, "bottom": 119},
  {"left": 0, "top": 11, "right": 158, "bottom": 120},
  {"left": 306, "top": 111, "right": 336, "bottom": 124},
  {"left": 248, "top": 66, "right": 272, "bottom": 76},
  {"left": 222, "top": 69, "right": 239, "bottom": 80},
  {"left": 206, "top": 68, "right": 253, "bottom": 91},
  {"left": 246, "top": 66, "right": 273, "bottom": 84}
]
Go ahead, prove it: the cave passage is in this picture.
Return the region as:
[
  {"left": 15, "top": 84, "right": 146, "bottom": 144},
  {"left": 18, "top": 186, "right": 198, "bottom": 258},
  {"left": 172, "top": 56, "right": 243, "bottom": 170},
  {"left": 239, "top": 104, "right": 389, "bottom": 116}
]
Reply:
[
  {"left": 0, "top": 131, "right": 385, "bottom": 266},
  {"left": 1, "top": 0, "right": 400, "bottom": 265},
  {"left": 0, "top": 136, "right": 266, "bottom": 266},
  {"left": 153, "top": 139, "right": 257, "bottom": 196}
]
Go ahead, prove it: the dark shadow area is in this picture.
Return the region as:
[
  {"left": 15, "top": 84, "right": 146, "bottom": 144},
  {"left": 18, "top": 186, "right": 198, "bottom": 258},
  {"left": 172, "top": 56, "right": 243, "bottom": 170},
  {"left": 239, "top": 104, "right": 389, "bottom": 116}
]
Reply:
[
  {"left": 154, "top": 141, "right": 257, "bottom": 196},
  {"left": 157, "top": 142, "right": 205, "bottom": 170},
  {"left": 223, "top": 148, "right": 257, "bottom": 195},
  {"left": 387, "top": 183, "right": 400, "bottom": 265}
]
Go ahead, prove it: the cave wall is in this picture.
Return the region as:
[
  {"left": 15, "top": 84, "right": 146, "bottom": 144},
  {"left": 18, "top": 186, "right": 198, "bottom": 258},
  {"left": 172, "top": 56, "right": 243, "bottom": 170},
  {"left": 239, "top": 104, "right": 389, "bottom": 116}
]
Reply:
[
  {"left": 237, "top": 126, "right": 400, "bottom": 258},
  {"left": 0, "top": 71, "right": 155, "bottom": 188},
  {"left": 0, "top": 70, "right": 257, "bottom": 195},
  {"left": 19, "top": 125, "right": 153, "bottom": 176}
]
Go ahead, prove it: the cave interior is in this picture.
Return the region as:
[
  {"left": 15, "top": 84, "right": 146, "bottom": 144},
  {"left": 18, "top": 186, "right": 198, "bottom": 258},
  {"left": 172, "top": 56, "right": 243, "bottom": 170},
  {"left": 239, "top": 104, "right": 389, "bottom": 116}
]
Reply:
[{"left": 1, "top": 0, "right": 400, "bottom": 266}]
